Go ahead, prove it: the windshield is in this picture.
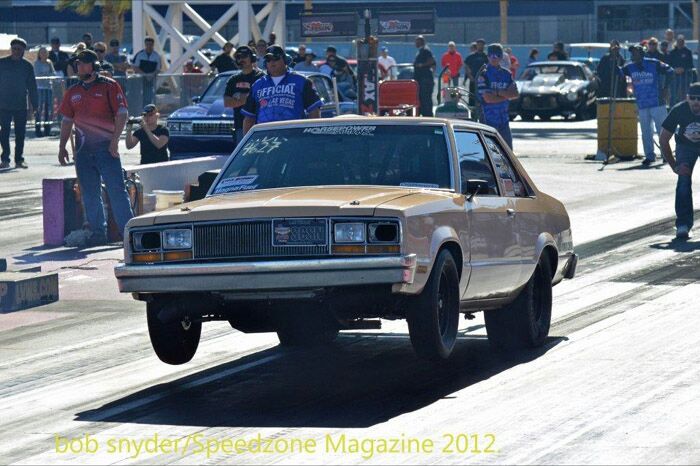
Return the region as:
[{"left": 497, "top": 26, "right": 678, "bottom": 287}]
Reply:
[
  {"left": 212, "top": 125, "right": 451, "bottom": 194},
  {"left": 200, "top": 73, "right": 237, "bottom": 104},
  {"left": 521, "top": 65, "right": 583, "bottom": 81}
]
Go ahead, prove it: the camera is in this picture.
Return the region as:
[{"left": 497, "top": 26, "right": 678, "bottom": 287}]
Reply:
[{"left": 127, "top": 117, "right": 142, "bottom": 125}]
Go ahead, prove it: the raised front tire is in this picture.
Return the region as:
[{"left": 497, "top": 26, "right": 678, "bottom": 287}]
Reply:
[
  {"left": 484, "top": 258, "right": 553, "bottom": 351},
  {"left": 147, "top": 299, "right": 201, "bottom": 365},
  {"left": 520, "top": 112, "right": 535, "bottom": 121},
  {"left": 406, "top": 249, "right": 460, "bottom": 361},
  {"left": 275, "top": 302, "right": 339, "bottom": 347}
]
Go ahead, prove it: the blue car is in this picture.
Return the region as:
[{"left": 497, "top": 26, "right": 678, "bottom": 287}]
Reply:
[{"left": 167, "top": 70, "right": 356, "bottom": 159}]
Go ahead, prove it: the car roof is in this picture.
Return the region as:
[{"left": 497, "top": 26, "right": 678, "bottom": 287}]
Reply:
[
  {"left": 251, "top": 116, "right": 496, "bottom": 133},
  {"left": 527, "top": 61, "right": 584, "bottom": 67},
  {"left": 214, "top": 70, "right": 328, "bottom": 78}
]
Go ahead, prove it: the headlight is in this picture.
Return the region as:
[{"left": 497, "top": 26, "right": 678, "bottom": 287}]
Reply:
[
  {"left": 162, "top": 229, "right": 192, "bottom": 249},
  {"left": 166, "top": 121, "right": 180, "bottom": 132},
  {"left": 368, "top": 222, "right": 399, "bottom": 243},
  {"left": 180, "top": 121, "right": 193, "bottom": 133},
  {"left": 132, "top": 231, "right": 161, "bottom": 251},
  {"left": 334, "top": 223, "right": 365, "bottom": 243},
  {"left": 566, "top": 91, "right": 578, "bottom": 102}
]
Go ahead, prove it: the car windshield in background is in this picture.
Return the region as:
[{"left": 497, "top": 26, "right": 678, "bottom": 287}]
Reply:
[
  {"left": 521, "top": 65, "right": 583, "bottom": 81},
  {"left": 212, "top": 125, "right": 451, "bottom": 195},
  {"left": 200, "top": 74, "right": 236, "bottom": 104}
]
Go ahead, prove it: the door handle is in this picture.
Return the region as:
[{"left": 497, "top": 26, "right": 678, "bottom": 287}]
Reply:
[{"left": 506, "top": 208, "right": 516, "bottom": 217}]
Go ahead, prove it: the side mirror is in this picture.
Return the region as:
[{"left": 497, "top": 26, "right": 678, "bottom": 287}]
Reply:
[
  {"left": 192, "top": 96, "right": 201, "bottom": 104},
  {"left": 463, "top": 179, "right": 490, "bottom": 201}
]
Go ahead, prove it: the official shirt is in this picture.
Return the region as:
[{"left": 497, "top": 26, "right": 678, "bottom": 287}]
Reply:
[
  {"left": 662, "top": 100, "right": 700, "bottom": 149},
  {"left": 622, "top": 58, "right": 673, "bottom": 109},
  {"left": 477, "top": 64, "right": 514, "bottom": 129},
  {"left": 242, "top": 71, "right": 322, "bottom": 124},
  {"left": 58, "top": 76, "right": 128, "bottom": 154}
]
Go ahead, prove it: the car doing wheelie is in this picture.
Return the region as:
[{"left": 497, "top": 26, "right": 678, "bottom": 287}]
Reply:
[{"left": 115, "top": 117, "right": 577, "bottom": 364}]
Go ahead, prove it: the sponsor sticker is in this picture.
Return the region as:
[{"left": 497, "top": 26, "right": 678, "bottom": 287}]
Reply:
[
  {"left": 400, "top": 182, "right": 440, "bottom": 189},
  {"left": 303, "top": 126, "right": 376, "bottom": 136}
]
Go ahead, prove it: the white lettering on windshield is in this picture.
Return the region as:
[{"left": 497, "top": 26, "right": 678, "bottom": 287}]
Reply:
[
  {"left": 303, "top": 125, "right": 376, "bottom": 136},
  {"left": 241, "top": 136, "right": 287, "bottom": 155}
]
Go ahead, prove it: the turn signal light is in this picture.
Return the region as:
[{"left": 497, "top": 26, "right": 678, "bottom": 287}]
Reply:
[
  {"left": 332, "top": 244, "right": 366, "bottom": 254},
  {"left": 163, "top": 251, "right": 193, "bottom": 261},
  {"left": 132, "top": 252, "right": 162, "bottom": 263},
  {"left": 366, "top": 245, "right": 400, "bottom": 254}
]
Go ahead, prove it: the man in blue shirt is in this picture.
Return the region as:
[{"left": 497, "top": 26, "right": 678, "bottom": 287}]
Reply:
[
  {"left": 622, "top": 44, "right": 674, "bottom": 167},
  {"left": 477, "top": 43, "right": 519, "bottom": 149},
  {"left": 242, "top": 45, "right": 321, "bottom": 135}
]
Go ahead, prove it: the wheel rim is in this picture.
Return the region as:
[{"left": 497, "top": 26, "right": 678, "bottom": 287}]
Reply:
[
  {"left": 437, "top": 270, "right": 453, "bottom": 338},
  {"left": 181, "top": 316, "right": 192, "bottom": 331}
]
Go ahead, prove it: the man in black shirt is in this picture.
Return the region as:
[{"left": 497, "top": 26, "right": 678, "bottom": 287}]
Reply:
[
  {"left": 48, "top": 37, "right": 70, "bottom": 76},
  {"left": 597, "top": 40, "right": 626, "bottom": 98},
  {"left": 211, "top": 42, "right": 237, "bottom": 73},
  {"left": 464, "top": 38, "right": 487, "bottom": 106},
  {"left": 125, "top": 104, "right": 169, "bottom": 164},
  {"left": 550, "top": 41, "right": 569, "bottom": 61},
  {"left": 668, "top": 35, "right": 695, "bottom": 106},
  {"left": 223, "top": 45, "right": 264, "bottom": 146},
  {"left": 646, "top": 37, "right": 665, "bottom": 62},
  {"left": 660, "top": 82, "right": 700, "bottom": 239},
  {"left": 413, "top": 35, "right": 436, "bottom": 117}
]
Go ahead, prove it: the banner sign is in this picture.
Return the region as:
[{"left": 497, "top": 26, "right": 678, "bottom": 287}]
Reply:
[
  {"left": 377, "top": 10, "right": 435, "bottom": 35},
  {"left": 300, "top": 12, "right": 358, "bottom": 38},
  {"left": 357, "top": 39, "right": 378, "bottom": 115}
]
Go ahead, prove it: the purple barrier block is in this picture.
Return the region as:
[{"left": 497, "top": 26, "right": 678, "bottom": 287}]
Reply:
[{"left": 42, "top": 178, "right": 67, "bottom": 246}]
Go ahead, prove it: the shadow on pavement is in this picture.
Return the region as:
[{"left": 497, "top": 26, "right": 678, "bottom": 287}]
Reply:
[
  {"left": 12, "top": 244, "right": 122, "bottom": 265},
  {"left": 76, "top": 333, "right": 566, "bottom": 428},
  {"left": 649, "top": 238, "right": 700, "bottom": 253}
]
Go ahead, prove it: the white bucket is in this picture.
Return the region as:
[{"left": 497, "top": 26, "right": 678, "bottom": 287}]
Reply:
[{"left": 153, "top": 190, "right": 184, "bottom": 211}]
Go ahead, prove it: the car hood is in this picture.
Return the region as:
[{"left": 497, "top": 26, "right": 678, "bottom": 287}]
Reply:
[
  {"left": 125, "top": 186, "right": 456, "bottom": 226},
  {"left": 168, "top": 99, "right": 232, "bottom": 119},
  {"left": 518, "top": 74, "right": 585, "bottom": 94}
]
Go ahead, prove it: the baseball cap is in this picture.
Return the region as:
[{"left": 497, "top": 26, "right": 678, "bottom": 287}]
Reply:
[
  {"left": 50, "top": 37, "right": 61, "bottom": 44},
  {"left": 142, "top": 104, "right": 157, "bottom": 115},
  {"left": 305, "top": 48, "right": 316, "bottom": 58},
  {"left": 75, "top": 50, "right": 98, "bottom": 63},
  {"left": 234, "top": 45, "right": 254, "bottom": 58},
  {"left": 10, "top": 38, "right": 27, "bottom": 49},
  {"left": 688, "top": 83, "right": 700, "bottom": 97},
  {"left": 381, "top": 46, "right": 388, "bottom": 52},
  {"left": 264, "top": 44, "right": 285, "bottom": 60},
  {"left": 487, "top": 43, "right": 504, "bottom": 57},
  {"left": 628, "top": 44, "right": 644, "bottom": 54},
  {"left": 109, "top": 39, "right": 119, "bottom": 47}
]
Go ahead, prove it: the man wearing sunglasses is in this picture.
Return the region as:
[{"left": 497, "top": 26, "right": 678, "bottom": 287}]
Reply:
[
  {"left": 659, "top": 82, "right": 700, "bottom": 240},
  {"left": 224, "top": 45, "right": 264, "bottom": 146},
  {"left": 242, "top": 45, "right": 321, "bottom": 135},
  {"left": 476, "top": 43, "right": 519, "bottom": 149}
]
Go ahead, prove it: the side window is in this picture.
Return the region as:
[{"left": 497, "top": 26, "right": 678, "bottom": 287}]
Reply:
[
  {"left": 454, "top": 131, "right": 498, "bottom": 195},
  {"left": 309, "top": 75, "right": 333, "bottom": 103},
  {"left": 483, "top": 135, "right": 529, "bottom": 198}
]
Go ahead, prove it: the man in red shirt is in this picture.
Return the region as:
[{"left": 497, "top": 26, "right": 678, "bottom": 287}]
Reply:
[
  {"left": 441, "top": 41, "right": 463, "bottom": 87},
  {"left": 58, "top": 50, "right": 133, "bottom": 246}
]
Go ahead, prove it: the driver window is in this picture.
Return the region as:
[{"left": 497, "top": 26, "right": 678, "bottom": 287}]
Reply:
[
  {"left": 454, "top": 131, "right": 498, "bottom": 195},
  {"left": 483, "top": 135, "right": 529, "bottom": 198},
  {"left": 309, "top": 76, "right": 332, "bottom": 103}
]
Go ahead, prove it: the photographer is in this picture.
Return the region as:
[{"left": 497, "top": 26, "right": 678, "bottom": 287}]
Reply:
[{"left": 125, "top": 104, "right": 169, "bottom": 164}]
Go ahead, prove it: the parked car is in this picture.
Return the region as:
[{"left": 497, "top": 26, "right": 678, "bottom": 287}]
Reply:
[
  {"left": 512, "top": 61, "right": 599, "bottom": 121},
  {"left": 115, "top": 117, "right": 578, "bottom": 364},
  {"left": 166, "top": 70, "right": 355, "bottom": 159}
]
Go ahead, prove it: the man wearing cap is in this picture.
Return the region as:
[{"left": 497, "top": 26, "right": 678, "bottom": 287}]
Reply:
[
  {"left": 132, "top": 37, "right": 161, "bottom": 105},
  {"left": 441, "top": 42, "right": 463, "bottom": 87},
  {"left": 622, "top": 44, "right": 674, "bottom": 167},
  {"left": 293, "top": 48, "right": 319, "bottom": 73},
  {"left": 211, "top": 42, "right": 237, "bottom": 73},
  {"left": 105, "top": 39, "right": 129, "bottom": 77},
  {"left": 49, "top": 37, "right": 71, "bottom": 77},
  {"left": 126, "top": 104, "right": 169, "bottom": 164},
  {"left": 414, "top": 35, "right": 436, "bottom": 117},
  {"left": 597, "top": 40, "right": 626, "bottom": 98},
  {"left": 57, "top": 49, "right": 133, "bottom": 245},
  {"left": 659, "top": 82, "right": 700, "bottom": 239},
  {"left": 378, "top": 47, "right": 397, "bottom": 80},
  {"left": 82, "top": 33, "right": 94, "bottom": 50},
  {"left": 476, "top": 43, "right": 519, "bottom": 149},
  {"left": 0, "top": 38, "right": 38, "bottom": 169},
  {"left": 224, "top": 45, "right": 265, "bottom": 146},
  {"left": 242, "top": 45, "right": 322, "bottom": 135},
  {"left": 464, "top": 39, "right": 488, "bottom": 106}
]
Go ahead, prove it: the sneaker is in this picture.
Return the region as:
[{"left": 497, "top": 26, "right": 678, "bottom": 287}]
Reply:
[
  {"left": 15, "top": 161, "right": 28, "bottom": 169},
  {"left": 676, "top": 225, "right": 690, "bottom": 240},
  {"left": 0, "top": 161, "right": 9, "bottom": 169},
  {"left": 641, "top": 159, "right": 652, "bottom": 168},
  {"left": 86, "top": 233, "right": 108, "bottom": 247}
]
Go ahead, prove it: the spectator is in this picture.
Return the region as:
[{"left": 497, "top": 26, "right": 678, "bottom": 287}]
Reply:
[
  {"left": 224, "top": 45, "right": 264, "bottom": 146},
  {"left": 211, "top": 42, "right": 237, "bottom": 73},
  {"left": 469, "top": 42, "right": 477, "bottom": 54},
  {"left": 105, "top": 39, "right": 129, "bottom": 77},
  {"left": 464, "top": 38, "right": 488, "bottom": 106},
  {"left": 622, "top": 44, "right": 674, "bottom": 167},
  {"left": 550, "top": 41, "right": 569, "bottom": 60},
  {"left": 93, "top": 41, "right": 111, "bottom": 71},
  {"left": 268, "top": 32, "right": 276, "bottom": 47},
  {"left": 255, "top": 39, "right": 268, "bottom": 68},
  {"left": 247, "top": 39, "right": 256, "bottom": 48},
  {"left": 597, "top": 40, "right": 626, "bottom": 98},
  {"left": 132, "top": 37, "right": 161, "bottom": 105},
  {"left": 68, "top": 42, "right": 87, "bottom": 77},
  {"left": 646, "top": 37, "right": 665, "bottom": 62},
  {"left": 378, "top": 46, "right": 397, "bottom": 80},
  {"left": 48, "top": 37, "right": 70, "bottom": 77},
  {"left": 477, "top": 43, "right": 518, "bottom": 148},
  {"left": 413, "top": 35, "right": 436, "bottom": 117},
  {"left": 334, "top": 61, "right": 357, "bottom": 100},
  {"left": 242, "top": 44, "right": 322, "bottom": 135},
  {"left": 500, "top": 47, "right": 511, "bottom": 70},
  {"left": 33, "top": 46, "right": 55, "bottom": 137},
  {"left": 293, "top": 44, "right": 307, "bottom": 65},
  {"left": 0, "top": 38, "right": 37, "bottom": 169},
  {"left": 183, "top": 59, "right": 203, "bottom": 73},
  {"left": 125, "top": 104, "right": 169, "bottom": 164},
  {"left": 293, "top": 48, "right": 319, "bottom": 73},
  {"left": 505, "top": 47, "right": 519, "bottom": 78},
  {"left": 547, "top": 52, "right": 559, "bottom": 61},
  {"left": 82, "top": 32, "right": 93, "bottom": 50},
  {"left": 659, "top": 82, "right": 700, "bottom": 239},
  {"left": 57, "top": 50, "right": 133, "bottom": 246},
  {"left": 660, "top": 40, "right": 670, "bottom": 58},
  {"left": 668, "top": 35, "right": 694, "bottom": 106},
  {"left": 441, "top": 41, "right": 463, "bottom": 87},
  {"left": 528, "top": 48, "right": 539, "bottom": 65},
  {"left": 665, "top": 29, "right": 675, "bottom": 46}
]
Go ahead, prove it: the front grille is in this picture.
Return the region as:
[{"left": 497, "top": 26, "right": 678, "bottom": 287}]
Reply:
[
  {"left": 193, "top": 221, "right": 329, "bottom": 260},
  {"left": 192, "top": 121, "right": 234, "bottom": 135},
  {"left": 523, "top": 94, "right": 558, "bottom": 110}
]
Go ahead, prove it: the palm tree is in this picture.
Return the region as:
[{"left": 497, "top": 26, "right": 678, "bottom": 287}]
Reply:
[{"left": 56, "top": 0, "right": 131, "bottom": 45}]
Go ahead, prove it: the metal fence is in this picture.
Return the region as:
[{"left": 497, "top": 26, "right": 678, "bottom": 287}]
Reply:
[{"left": 31, "top": 73, "right": 215, "bottom": 130}]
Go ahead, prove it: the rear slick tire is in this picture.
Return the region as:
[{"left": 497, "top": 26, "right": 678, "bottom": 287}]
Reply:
[
  {"left": 484, "top": 258, "right": 553, "bottom": 352},
  {"left": 406, "top": 249, "right": 460, "bottom": 361}
]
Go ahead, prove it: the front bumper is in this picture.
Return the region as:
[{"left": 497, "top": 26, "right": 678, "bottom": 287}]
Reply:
[{"left": 115, "top": 255, "right": 417, "bottom": 294}]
